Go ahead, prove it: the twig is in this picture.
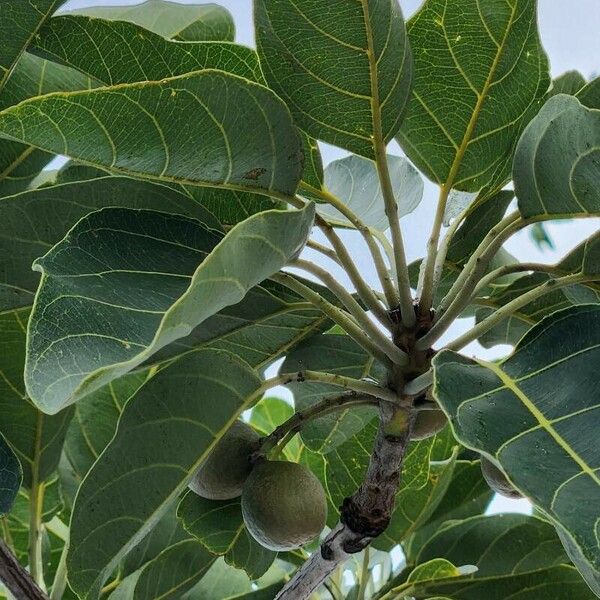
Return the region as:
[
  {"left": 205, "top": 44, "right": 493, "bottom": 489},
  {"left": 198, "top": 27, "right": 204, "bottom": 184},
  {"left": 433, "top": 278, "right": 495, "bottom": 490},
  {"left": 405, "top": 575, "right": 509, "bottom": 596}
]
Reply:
[
  {"left": 274, "top": 403, "right": 413, "bottom": 600},
  {"left": 289, "top": 260, "right": 407, "bottom": 365},
  {"left": 271, "top": 272, "right": 405, "bottom": 367},
  {"left": 262, "top": 370, "right": 402, "bottom": 405},
  {"left": 306, "top": 239, "right": 343, "bottom": 266},
  {"left": 0, "top": 539, "right": 48, "bottom": 600},
  {"left": 446, "top": 273, "right": 588, "bottom": 350},
  {"left": 255, "top": 393, "right": 378, "bottom": 459},
  {"left": 316, "top": 217, "right": 391, "bottom": 327},
  {"left": 415, "top": 212, "right": 524, "bottom": 350},
  {"left": 301, "top": 183, "right": 400, "bottom": 309}
]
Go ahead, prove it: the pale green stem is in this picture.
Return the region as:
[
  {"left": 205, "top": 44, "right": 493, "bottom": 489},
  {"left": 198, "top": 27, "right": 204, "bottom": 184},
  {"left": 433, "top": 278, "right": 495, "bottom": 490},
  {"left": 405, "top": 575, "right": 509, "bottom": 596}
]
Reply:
[
  {"left": 361, "top": 0, "right": 415, "bottom": 328},
  {"left": 261, "top": 370, "right": 400, "bottom": 405},
  {"left": 306, "top": 239, "right": 343, "bottom": 266},
  {"left": 271, "top": 272, "right": 404, "bottom": 367},
  {"left": 50, "top": 538, "right": 69, "bottom": 600},
  {"left": 301, "top": 182, "right": 400, "bottom": 308},
  {"left": 419, "top": 184, "right": 453, "bottom": 313},
  {"left": 266, "top": 191, "right": 391, "bottom": 327},
  {"left": 369, "top": 227, "right": 398, "bottom": 284},
  {"left": 316, "top": 219, "right": 391, "bottom": 327},
  {"left": 446, "top": 273, "right": 587, "bottom": 351},
  {"left": 357, "top": 548, "right": 371, "bottom": 600},
  {"left": 403, "top": 370, "right": 434, "bottom": 397},
  {"left": 471, "top": 262, "right": 560, "bottom": 298},
  {"left": 257, "top": 393, "right": 379, "bottom": 458},
  {"left": 430, "top": 198, "right": 474, "bottom": 295},
  {"left": 435, "top": 211, "right": 523, "bottom": 318},
  {"left": 28, "top": 479, "right": 46, "bottom": 591},
  {"left": 290, "top": 259, "right": 407, "bottom": 365}
]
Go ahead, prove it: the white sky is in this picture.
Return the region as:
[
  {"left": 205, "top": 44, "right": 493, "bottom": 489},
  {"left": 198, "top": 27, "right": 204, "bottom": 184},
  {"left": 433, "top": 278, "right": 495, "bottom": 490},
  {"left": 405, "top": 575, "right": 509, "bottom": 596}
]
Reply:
[{"left": 60, "top": 0, "right": 600, "bottom": 514}]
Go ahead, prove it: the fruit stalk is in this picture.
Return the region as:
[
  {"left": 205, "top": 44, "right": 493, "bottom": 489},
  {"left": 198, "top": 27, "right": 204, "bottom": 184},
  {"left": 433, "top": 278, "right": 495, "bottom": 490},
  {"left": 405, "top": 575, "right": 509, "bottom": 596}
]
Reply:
[{"left": 274, "top": 403, "right": 413, "bottom": 600}]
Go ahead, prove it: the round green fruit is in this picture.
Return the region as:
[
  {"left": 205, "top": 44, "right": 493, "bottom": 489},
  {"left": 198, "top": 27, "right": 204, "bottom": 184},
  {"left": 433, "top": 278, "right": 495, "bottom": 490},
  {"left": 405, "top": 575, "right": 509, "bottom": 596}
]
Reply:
[
  {"left": 241, "top": 460, "right": 327, "bottom": 551},
  {"left": 189, "top": 420, "right": 259, "bottom": 500},
  {"left": 480, "top": 457, "right": 523, "bottom": 499},
  {"left": 410, "top": 409, "right": 448, "bottom": 440}
]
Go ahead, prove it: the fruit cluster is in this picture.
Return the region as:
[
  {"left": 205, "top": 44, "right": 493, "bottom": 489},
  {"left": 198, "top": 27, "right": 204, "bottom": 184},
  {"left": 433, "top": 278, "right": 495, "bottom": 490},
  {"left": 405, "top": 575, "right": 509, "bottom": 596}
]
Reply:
[{"left": 188, "top": 420, "right": 328, "bottom": 551}]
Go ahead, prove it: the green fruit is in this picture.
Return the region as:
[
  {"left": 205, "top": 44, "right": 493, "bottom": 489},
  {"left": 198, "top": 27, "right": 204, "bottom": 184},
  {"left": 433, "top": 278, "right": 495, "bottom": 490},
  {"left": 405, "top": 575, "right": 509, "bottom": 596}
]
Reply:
[
  {"left": 480, "top": 457, "right": 523, "bottom": 499},
  {"left": 241, "top": 460, "right": 327, "bottom": 551},
  {"left": 410, "top": 409, "right": 448, "bottom": 440},
  {"left": 189, "top": 420, "right": 259, "bottom": 500}
]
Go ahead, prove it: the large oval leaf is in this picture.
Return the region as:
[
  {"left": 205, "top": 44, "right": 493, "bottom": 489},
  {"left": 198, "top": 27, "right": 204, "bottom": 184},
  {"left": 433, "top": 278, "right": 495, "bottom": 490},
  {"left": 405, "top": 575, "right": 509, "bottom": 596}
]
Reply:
[
  {"left": 255, "top": 0, "right": 412, "bottom": 158},
  {"left": 0, "top": 70, "right": 304, "bottom": 196},
  {"left": 317, "top": 154, "right": 423, "bottom": 230},
  {"left": 514, "top": 94, "right": 600, "bottom": 218},
  {"left": 0, "top": 433, "right": 21, "bottom": 515},
  {"left": 0, "top": 0, "right": 65, "bottom": 91},
  {"left": 0, "top": 307, "right": 72, "bottom": 488},
  {"left": 281, "top": 334, "right": 383, "bottom": 453},
  {"left": 397, "top": 0, "right": 550, "bottom": 193},
  {"left": 33, "top": 16, "right": 262, "bottom": 84},
  {"left": 0, "top": 177, "right": 219, "bottom": 312},
  {"left": 177, "top": 492, "right": 276, "bottom": 579},
  {"left": 66, "top": 0, "right": 234, "bottom": 41},
  {"left": 394, "top": 514, "right": 595, "bottom": 600},
  {"left": 25, "top": 204, "right": 314, "bottom": 413},
  {"left": 67, "top": 348, "right": 262, "bottom": 599},
  {"left": 433, "top": 305, "right": 600, "bottom": 596},
  {"left": 132, "top": 540, "right": 215, "bottom": 600}
]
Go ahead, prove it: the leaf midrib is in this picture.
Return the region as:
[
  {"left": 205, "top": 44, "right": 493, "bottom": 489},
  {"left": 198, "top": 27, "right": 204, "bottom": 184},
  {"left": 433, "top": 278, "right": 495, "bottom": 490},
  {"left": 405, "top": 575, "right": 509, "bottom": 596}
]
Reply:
[
  {"left": 440, "top": 0, "right": 519, "bottom": 194},
  {"left": 478, "top": 358, "right": 600, "bottom": 487}
]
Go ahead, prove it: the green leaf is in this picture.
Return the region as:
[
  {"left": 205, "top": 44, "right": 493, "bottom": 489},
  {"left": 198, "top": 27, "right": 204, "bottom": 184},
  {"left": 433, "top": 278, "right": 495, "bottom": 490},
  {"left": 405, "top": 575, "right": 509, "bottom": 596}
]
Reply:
[
  {"left": 416, "top": 514, "right": 568, "bottom": 576},
  {"left": 408, "top": 558, "right": 463, "bottom": 584},
  {"left": 0, "top": 70, "right": 304, "bottom": 196},
  {"left": 0, "top": 52, "right": 94, "bottom": 196},
  {"left": 405, "top": 460, "right": 494, "bottom": 561},
  {"left": 255, "top": 0, "right": 413, "bottom": 158},
  {"left": 0, "top": 177, "right": 220, "bottom": 312},
  {"left": 0, "top": 308, "right": 72, "bottom": 487},
  {"left": 3, "top": 476, "right": 63, "bottom": 563},
  {"left": 373, "top": 448, "right": 458, "bottom": 551},
  {"left": 397, "top": 514, "right": 597, "bottom": 600},
  {"left": 398, "top": 0, "right": 550, "bottom": 193},
  {"left": 577, "top": 77, "right": 600, "bottom": 109},
  {"left": 66, "top": 1, "right": 234, "bottom": 41},
  {"left": 514, "top": 95, "right": 600, "bottom": 218},
  {"left": 475, "top": 272, "right": 599, "bottom": 348},
  {"left": 177, "top": 492, "right": 276, "bottom": 579},
  {"left": 0, "top": 0, "right": 65, "bottom": 92},
  {"left": 0, "top": 433, "right": 21, "bottom": 515},
  {"left": 64, "top": 370, "right": 151, "bottom": 484},
  {"left": 322, "top": 418, "right": 451, "bottom": 545},
  {"left": 249, "top": 397, "right": 303, "bottom": 462},
  {"left": 25, "top": 204, "right": 314, "bottom": 413},
  {"left": 33, "top": 16, "right": 262, "bottom": 85},
  {"left": 474, "top": 231, "right": 600, "bottom": 347},
  {"left": 132, "top": 540, "right": 215, "bottom": 600},
  {"left": 183, "top": 186, "right": 284, "bottom": 228},
  {"left": 317, "top": 155, "right": 423, "bottom": 230},
  {"left": 433, "top": 305, "right": 600, "bottom": 596},
  {"left": 281, "top": 334, "right": 383, "bottom": 453},
  {"left": 409, "top": 191, "right": 517, "bottom": 308},
  {"left": 122, "top": 501, "right": 188, "bottom": 580},
  {"left": 398, "top": 567, "right": 593, "bottom": 600},
  {"left": 550, "top": 71, "right": 587, "bottom": 97},
  {"left": 67, "top": 348, "right": 263, "bottom": 599}
]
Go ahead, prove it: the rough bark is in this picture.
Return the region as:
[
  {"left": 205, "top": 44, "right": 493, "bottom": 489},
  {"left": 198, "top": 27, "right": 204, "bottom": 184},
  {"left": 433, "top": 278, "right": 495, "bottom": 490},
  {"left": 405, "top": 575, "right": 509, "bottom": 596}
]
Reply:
[
  {"left": 275, "top": 403, "right": 413, "bottom": 600},
  {"left": 0, "top": 538, "right": 48, "bottom": 600}
]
